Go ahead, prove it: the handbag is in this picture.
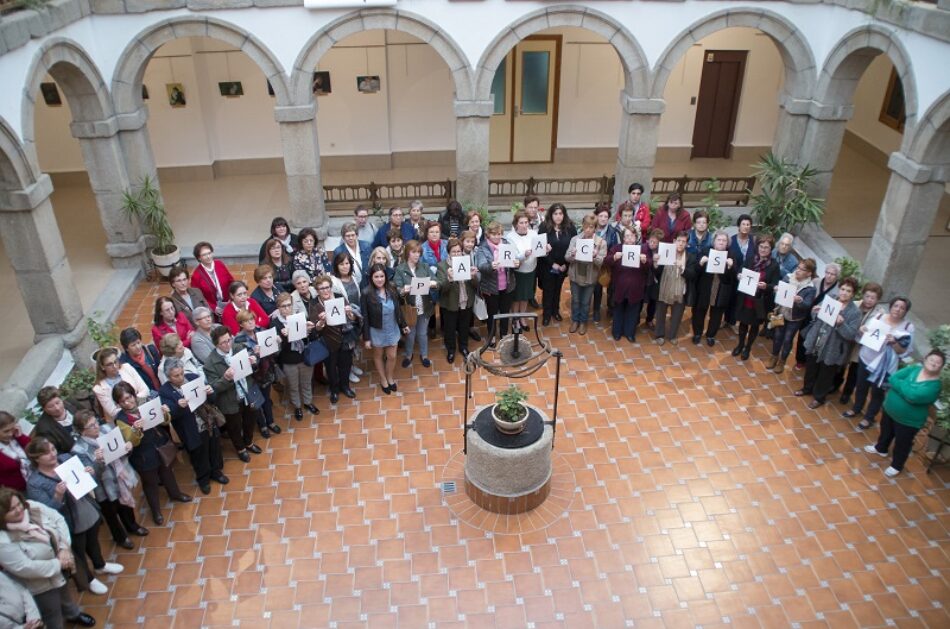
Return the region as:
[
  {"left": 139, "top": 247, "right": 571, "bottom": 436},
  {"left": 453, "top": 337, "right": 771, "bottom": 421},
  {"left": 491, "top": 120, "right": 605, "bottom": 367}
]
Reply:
[
  {"left": 244, "top": 380, "right": 267, "bottom": 409},
  {"left": 196, "top": 402, "right": 226, "bottom": 429},
  {"left": 473, "top": 294, "right": 488, "bottom": 321},
  {"left": 401, "top": 302, "right": 418, "bottom": 327},
  {"left": 598, "top": 264, "right": 612, "bottom": 288},
  {"left": 303, "top": 338, "right": 329, "bottom": 366},
  {"left": 156, "top": 429, "right": 178, "bottom": 467},
  {"left": 767, "top": 308, "right": 785, "bottom": 330}
]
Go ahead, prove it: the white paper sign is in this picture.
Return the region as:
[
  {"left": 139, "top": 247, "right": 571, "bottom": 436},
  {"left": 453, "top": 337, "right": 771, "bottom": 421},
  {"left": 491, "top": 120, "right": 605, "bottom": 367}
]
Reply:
[
  {"left": 498, "top": 244, "right": 519, "bottom": 267},
  {"left": 531, "top": 233, "right": 548, "bottom": 257},
  {"left": 816, "top": 296, "right": 843, "bottom": 326},
  {"left": 230, "top": 348, "right": 254, "bottom": 381},
  {"left": 54, "top": 456, "right": 97, "bottom": 500},
  {"left": 737, "top": 268, "right": 760, "bottom": 297},
  {"left": 621, "top": 245, "right": 641, "bottom": 268},
  {"left": 137, "top": 397, "right": 165, "bottom": 431},
  {"left": 657, "top": 242, "right": 677, "bottom": 266},
  {"left": 286, "top": 311, "right": 308, "bottom": 342},
  {"left": 97, "top": 429, "right": 128, "bottom": 465},
  {"left": 859, "top": 317, "right": 891, "bottom": 352},
  {"left": 324, "top": 298, "right": 347, "bottom": 326},
  {"left": 575, "top": 239, "right": 594, "bottom": 262},
  {"left": 323, "top": 237, "right": 341, "bottom": 253},
  {"left": 774, "top": 281, "right": 796, "bottom": 309},
  {"left": 181, "top": 375, "right": 209, "bottom": 412},
  {"left": 705, "top": 250, "right": 728, "bottom": 275},
  {"left": 451, "top": 256, "right": 471, "bottom": 281},
  {"left": 410, "top": 277, "right": 430, "bottom": 296},
  {"left": 257, "top": 327, "right": 280, "bottom": 358}
]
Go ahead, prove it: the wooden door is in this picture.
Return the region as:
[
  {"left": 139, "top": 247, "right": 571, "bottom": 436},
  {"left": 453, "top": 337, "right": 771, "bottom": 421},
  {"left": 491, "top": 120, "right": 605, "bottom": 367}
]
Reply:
[{"left": 691, "top": 50, "right": 747, "bottom": 159}]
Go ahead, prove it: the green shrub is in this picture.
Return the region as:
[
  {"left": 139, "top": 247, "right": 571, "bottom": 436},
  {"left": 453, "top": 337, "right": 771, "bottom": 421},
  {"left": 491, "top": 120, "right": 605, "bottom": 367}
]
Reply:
[
  {"left": 494, "top": 385, "right": 529, "bottom": 422},
  {"left": 749, "top": 152, "right": 825, "bottom": 239}
]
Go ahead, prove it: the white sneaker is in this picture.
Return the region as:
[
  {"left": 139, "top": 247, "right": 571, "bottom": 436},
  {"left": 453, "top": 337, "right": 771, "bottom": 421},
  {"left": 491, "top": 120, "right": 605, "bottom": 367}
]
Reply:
[
  {"left": 349, "top": 372, "right": 360, "bottom": 383},
  {"left": 884, "top": 466, "right": 901, "bottom": 477},
  {"left": 88, "top": 578, "right": 108, "bottom": 595},
  {"left": 96, "top": 562, "right": 124, "bottom": 575},
  {"left": 864, "top": 445, "right": 887, "bottom": 457},
  {"left": 351, "top": 365, "right": 364, "bottom": 376}
]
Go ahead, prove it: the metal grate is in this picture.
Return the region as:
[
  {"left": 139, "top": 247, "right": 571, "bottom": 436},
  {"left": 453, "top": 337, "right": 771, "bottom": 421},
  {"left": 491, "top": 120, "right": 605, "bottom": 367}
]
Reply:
[{"left": 440, "top": 481, "right": 457, "bottom": 494}]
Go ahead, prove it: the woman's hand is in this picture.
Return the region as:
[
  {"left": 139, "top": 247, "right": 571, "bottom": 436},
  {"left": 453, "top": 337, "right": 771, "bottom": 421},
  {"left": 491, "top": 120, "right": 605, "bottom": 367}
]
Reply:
[
  {"left": 94, "top": 448, "right": 104, "bottom": 463},
  {"left": 133, "top": 419, "right": 146, "bottom": 430},
  {"left": 430, "top": 280, "right": 438, "bottom": 288},
  {"left": 205, "top": 385, "right": 213, "bottom": 395},
  {"left": 364, "top": 340, "right": 372, "bottom": 350},
  {"left": 794, "top": 295, "right": 803, "bottom": 303},
  {"left": 447, "top": 267, "right": 454, "bottom": 280},
  {"left": 726, "top": 259, "right": 734, "bottom": 269},
  {"left": 403, "top": 285, "right": 411, "bottom": 294},
  {"left": 757, "top": 281, "right": 766, "bottom": 290},
  {"left": 513, "top": 260, "right": 521, "bottom": 269},
  {"left": 639, "top": 254, "right": 647, "bottom": 266},
  {"left": 248, "top": 355, "right": 258, "bottom": 366},
  {"left": 161, "top": 404, "right": 170, "bottom": 414},
  {"left": 305, "top": 321, "right": 315, "bottom": 332},
  {"left": 491, "top": 261, "right": 500, "bottom": 270},
  {"left": 402, "top": 326, "right": 410, "bottom": 335},
  {"left": 125, "top": 442, "right": 133, "bottom": 453},
  {"left": 53, "top": 482, "right": 67, "bottom": 501},
  {"left": 280, "top": 327, "right": 289, "bottom": 337},
  {"left": 613, "top": 251, "right": 623, "bottom": 261},
  {"left": 178, "top": 398, "right": 189, "bottom": 408},
  {"left": 700, "top": 256, "right": 709, "bottom": 266},
  {"left": 223, "top": 367, "right": 234, "bottom": 381},
  {"left": 545, "top": 244, "right": 552, "bottom": 254}
]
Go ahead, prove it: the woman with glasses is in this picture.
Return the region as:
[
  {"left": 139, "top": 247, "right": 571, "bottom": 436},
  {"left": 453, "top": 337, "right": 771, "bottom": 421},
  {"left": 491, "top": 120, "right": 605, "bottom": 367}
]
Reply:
[
  {"left": 221, "top": 281, "right": 269, "bottom": 336},
  {"left": 189, "top": 307, "right": 216, "bottom": 364},
  {"left": 310, "top": 275, "right": 361, "bottom": 405},
  {"left": 272, "top": 292, "right": 318, "bottom": 420},
  {"left": 93, "top": 348, "right": 149, "bottom": 422},
  {"left": 395, "top": 240, "right": 438, "bottom": 369},
  {"left": 151, "top": 296, "right": 194, "bottom": 349},
  {"left": 167, "top": 264, "right": 209, "bottom": 326},
  {"left": 293, "top": 228, "right": 332, "bottom": 282},
  {"left": 203, "top": 326, "right": 263, "bottom": 463},
  {"left": 190, "top": 241, "right": 235, "bottom": 319}
]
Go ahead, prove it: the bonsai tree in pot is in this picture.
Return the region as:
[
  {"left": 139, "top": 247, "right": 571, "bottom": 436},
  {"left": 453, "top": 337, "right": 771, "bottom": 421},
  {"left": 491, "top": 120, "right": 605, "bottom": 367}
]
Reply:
[
  {"left": 492, "top": 384, "right": 530, "bottom": 435},
  {"left": 122, "top": 175, "right": 180, "bottom": 275}
]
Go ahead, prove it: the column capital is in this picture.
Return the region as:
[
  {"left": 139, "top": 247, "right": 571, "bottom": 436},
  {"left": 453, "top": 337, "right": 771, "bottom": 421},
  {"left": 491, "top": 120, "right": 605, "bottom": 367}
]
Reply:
[
  {"left": 887, "top": 151, "right": 946, "bottom": 184},
  {"left": 274, "top": 103, "right": 317, "bottom": 123},
  {"left": 0, "top": 175, "right": 53, "bottom": 212},
  {"left": 70, "top": 117, "right": 119, "bottom": 139},
  {"left": 619, "top": 93, "right": 665, "bottom": 115},
  {"left": 779, "top": 95, "right": 853, "bottom": 121},
  {"left": 116, "top": 108, "right": 150, "bottom": 132},
  {"left": 454, "top": 100, "right": 494, "bottom": 118}
]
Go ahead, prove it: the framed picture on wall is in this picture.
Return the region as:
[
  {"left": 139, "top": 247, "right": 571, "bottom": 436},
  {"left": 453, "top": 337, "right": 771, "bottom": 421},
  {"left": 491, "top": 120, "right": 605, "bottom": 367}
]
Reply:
[
  {"left": 219, "top": 81, "right": 244, "bottom": 97},
  {"left": 142, "top": 85, "right": 150, "bottom": 100},
  {"left": 312, "top": 71, "right": 331, "bottom": 96},
  {"left": 356, "top": 75, "right": 380, "bottom": 94},
  {"left": 879, "top": 68, "right": 906, "bottom": 132},
  {"left": 40, "top": 82, "right": 62, "bottom": 106},
  {"left": 267, "top": 80, "right": 275, "bottom": 97},
  {"left": 166, "top": 83, "right": 186, "bottom": 108}
]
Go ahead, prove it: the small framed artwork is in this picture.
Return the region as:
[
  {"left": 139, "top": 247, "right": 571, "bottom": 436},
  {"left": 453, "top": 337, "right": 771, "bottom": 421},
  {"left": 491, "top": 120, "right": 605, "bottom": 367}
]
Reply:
[
  {"left": 879, "top": 68, "right": 906, "bottom": 132},
  {"left": 142, "top": 85, "right": 150, "bottom": 100},
  {"left": 166, "top": 83, "right": 186, "bottom": 108},
  {"left": 267, "top": 80, "right": 275, "bottom": 97},
  {"left": 219, "top": 81, "right": 244, "bottom": 97},
  {"left": 356, "top": 75, "right": 381, "bottom": 94},
  {"left": 312, "top": 71, "right": 331, "bottom": 96},
  {"left": 40, "top": 82, "right": 62, "bottom": 106}
]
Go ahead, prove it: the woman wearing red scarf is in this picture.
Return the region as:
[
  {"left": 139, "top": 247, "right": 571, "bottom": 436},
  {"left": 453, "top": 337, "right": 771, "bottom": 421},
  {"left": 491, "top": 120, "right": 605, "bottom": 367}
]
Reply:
[{"left": 732, "top": 235, "right": 781, "bottom": 361}]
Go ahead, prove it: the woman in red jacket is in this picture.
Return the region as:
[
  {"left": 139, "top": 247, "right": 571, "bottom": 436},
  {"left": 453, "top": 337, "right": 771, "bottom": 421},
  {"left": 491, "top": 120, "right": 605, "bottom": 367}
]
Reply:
[
  {"left": 190, "top": 241, "right": 235, "bottom": 317},
  {"left": 655, "top": 193, "right": 692, "bottom": 243},
  {"left": 221, "top": 281, "right": 269, "bottom": 335},
  {"left": 151, "top": 297, "right": 194, "bottom": 348},
  {"left": 605, "top": 226, "right": 652, "bottom": 342},
  {"left": 0, "top": 412, "right": 30, "bottom": 491}
]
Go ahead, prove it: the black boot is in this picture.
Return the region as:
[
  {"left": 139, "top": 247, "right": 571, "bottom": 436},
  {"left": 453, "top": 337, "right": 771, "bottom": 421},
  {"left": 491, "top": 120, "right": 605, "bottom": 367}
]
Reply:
[{"left": 731, "top": 330, "right": 747, "bottom": 357}]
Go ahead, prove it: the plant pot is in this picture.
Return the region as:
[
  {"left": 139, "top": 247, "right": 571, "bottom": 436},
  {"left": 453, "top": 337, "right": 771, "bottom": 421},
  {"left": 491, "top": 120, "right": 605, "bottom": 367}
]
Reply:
[
  {"left": 492, "top": 403, "right": 529, "bottom": 435},
  {"left": 150, "top": 246, "right": 181, "bottom": 276}
]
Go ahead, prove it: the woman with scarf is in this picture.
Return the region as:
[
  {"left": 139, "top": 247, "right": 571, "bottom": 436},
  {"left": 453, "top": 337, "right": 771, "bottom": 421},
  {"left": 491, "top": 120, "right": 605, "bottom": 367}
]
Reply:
[
  {"left": 838, "top": 282, "right": 884, "bottom": 405},
  {"left": 395, "top": 240, "right": 438, "bottom": 369},
  {"left": 271, "top": 292, "right": 318, "bottom": 420},
  {"left": 334, "top": 223, "right": 371, "bottom": 287},
  {"left": 795, "top": 262, "right": 841, "bottom": 370},
  {"left": 732, "top": 236, "right": 781, "bottom": 361},
  {"left": 252, "top": 264, "right": 285, "bottom": 317},
  {"left": 257, "top": 216, "right": 298, "bottom": 264},
  {"left": 93, "top": 347, "right": 149, "bottom": 423},
  {"left": 654, "top": 231, "right": 697, "bottom": 345},
  {"left": 189, "top": 307, "right": 216, "bottom": 364},
  {"left": 537, "top": 203, "right": 576, "bottom": 326},
  {"left": 234, "top": 310, "right": 282, "bottom": 438},
  {"left": 362, "top": 264, "right": 410, "bottom": 394},
  {"left": 70, "top": 410, "right": 147, "bottom": 549},
  {"left": 606, "top": 226, "right": 652, "bottom": 342},
  {"left": 506, "top": 210, "right": 538, "bottom": 331},
  {"left": 293, "top": 228, "right": 332, "bottom": 282},
  {"left": 0, "top": 412, "right": 30, "bottom": 492},
  {"left": 221, "top": 281, "right": 269, "bottom": 336},
  {"left": 436, "top": 238, "right": 479, "bottom": 363},
  {"left": 765, "top": 258, "right": 817, "bottom": 374},
  {"left": 310, "top": 274, "right": 362, "bottom": 404},
  {"left": 0, "top": 488, "right": 96, "bottom": 628},
  {"left": 845, "top": 296, "right": 915, "bottom": 430},
  {"left": 796, "top": 277, "right": 861, "bottom": 409},
  {"left": 565, "top": 214, "right": 608, "bottom": 335},
  {"left": 691, "top": 230, "right": 739, "bottom": 346},
  {"left": 475, "top": 221, "right": 520, "bottom": 340},
  {"left": 191, "top": 241, "right": 235, "bottom": 318}
]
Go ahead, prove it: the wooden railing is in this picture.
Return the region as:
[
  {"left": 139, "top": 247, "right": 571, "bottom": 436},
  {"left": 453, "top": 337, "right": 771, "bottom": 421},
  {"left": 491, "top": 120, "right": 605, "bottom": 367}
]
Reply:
[{"left": 323, "top": 174, "right": 755, "bottom": 215}]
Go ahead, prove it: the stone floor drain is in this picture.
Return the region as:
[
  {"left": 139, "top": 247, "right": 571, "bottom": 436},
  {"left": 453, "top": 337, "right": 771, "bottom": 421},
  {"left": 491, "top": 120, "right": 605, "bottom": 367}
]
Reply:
[{"left": 441, "top": 481, "right": 457, "bottom": 494}]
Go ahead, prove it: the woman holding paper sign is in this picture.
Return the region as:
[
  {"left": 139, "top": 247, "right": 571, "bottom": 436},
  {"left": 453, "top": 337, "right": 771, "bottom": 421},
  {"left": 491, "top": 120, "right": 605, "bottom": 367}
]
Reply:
[
  {"left": 765, "top": 258, "right": 817, "bottom": 374},
  {"left": 221, "top": 281, "right": 269, "bottom": 336},
  {"left": 565, "top": 215, "right": 607, "bottom": 335},
  {"left": 838, "top": 282, "right": 884, "bottom": 405},
  {"left": 362, "top": 264, "right": 410, "bottom": 394},
  {"left": 606, "top": 226, "right": 651, "bottom": 342},
  {"left": 272, "top": 293, "right": 315, "bottom": 420},
  {"left": 691, "top": 230, "right": 739, "bottom": 346},
  {"left": 70, "top": 410, "right": 147, "bottom": 549},
  {"left": 203, "top": 328, "right": 264, "bottom": 464},
  {"left": 654, "top": 231, "right": 697, "bottom": 345},
  {"left": 25, "top": 437, "right": 123, "bottom": 595},
  {"left": 112, "top": 382, "right": 191, "bottom": 524},
  {"left": 796, "top": 277, "right": 861, "bottom": 409},
  {"left": 538, "top": 203, "right": 576, "bottom": 326},
  {"left": 234, "top": 311, "right": 282, "bottom": 438},
  {"left": 93, "top": 348, "right": 149, "bottom": 423},
  {"left": 506, "top": 210, "right": 538, "bottom": 332},
  {"left": 732, "top": 236, "right": 781, "bottom": 361},
  {"left": 476, "top": 221, "right": 519, "bottom": 340},
  {"left": 846, "top": 296, "right": 915, "bottom": 430},
  {"left": 396, "top": 240, "right": 437, "bottom": 369},
  {"left": 436, "top": 238, "right": 479, "bottom": 363},
  {"left": 310, "top": 275, "right": 361, "bottom": 404}
]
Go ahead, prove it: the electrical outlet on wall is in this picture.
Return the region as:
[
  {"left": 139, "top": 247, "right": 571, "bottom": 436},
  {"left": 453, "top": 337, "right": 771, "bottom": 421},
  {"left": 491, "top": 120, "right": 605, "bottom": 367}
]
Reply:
[{"left": 690, "top": 97, "right": 697, "bottom": 105}]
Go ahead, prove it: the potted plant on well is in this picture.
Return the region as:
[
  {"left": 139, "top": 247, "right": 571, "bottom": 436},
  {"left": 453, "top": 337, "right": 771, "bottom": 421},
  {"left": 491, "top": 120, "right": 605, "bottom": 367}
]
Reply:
[
  {"left": 492, "top": 384, "right": 530, "bottom": 435},
  {"left": 122, "top": 175, "right": 180, "bottom": 275}
]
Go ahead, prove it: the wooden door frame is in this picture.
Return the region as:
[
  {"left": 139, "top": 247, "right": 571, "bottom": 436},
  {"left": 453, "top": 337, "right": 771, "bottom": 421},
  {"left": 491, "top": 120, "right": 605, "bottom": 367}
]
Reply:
[
  {"left": 691, "top": 49, "right": 747, "bottom": 159},
  {"left": 504, "top": 35, "right": 562, "bottom": 164}
]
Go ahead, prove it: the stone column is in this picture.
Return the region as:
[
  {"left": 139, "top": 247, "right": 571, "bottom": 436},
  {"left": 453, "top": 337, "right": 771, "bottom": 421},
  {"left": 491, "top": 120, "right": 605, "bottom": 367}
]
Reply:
[
  {"left": 775, "top": 96, "right": 854, "bottom": 199},
  {"left": 70, "top": 114, "right": 146, "bottom": 268},
  {"left": 275, "top": 104, "right": 325, "bottom": 234},
  {"left": 454, "top": 100, "right": 493, "bottom": 207},
  {"left": 863, "top": 152, "right": 947, "bottom": 298},
  {"left": 614, "top": 94, "right": 664, "bottom": 207}
]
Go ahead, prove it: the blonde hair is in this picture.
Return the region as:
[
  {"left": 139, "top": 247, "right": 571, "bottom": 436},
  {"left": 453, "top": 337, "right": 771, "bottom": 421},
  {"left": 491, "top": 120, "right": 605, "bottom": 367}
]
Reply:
[{"left": 580, "top": 214, "right": 598, "bottom": 230}]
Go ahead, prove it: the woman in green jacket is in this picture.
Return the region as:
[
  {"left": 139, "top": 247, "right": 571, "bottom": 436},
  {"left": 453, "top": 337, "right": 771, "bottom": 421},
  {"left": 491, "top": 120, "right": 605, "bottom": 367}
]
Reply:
[
  {"left": 864, "top": 350, "right": 944, "bottom": 477},
  {"left": 436, "top": 238, "right": 479, "bottom": 363}
]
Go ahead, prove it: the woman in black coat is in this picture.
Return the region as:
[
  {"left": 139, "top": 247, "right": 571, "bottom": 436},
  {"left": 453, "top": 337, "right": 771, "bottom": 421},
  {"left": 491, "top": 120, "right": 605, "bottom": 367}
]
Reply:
[
  {"left": 732, "top": 235, "right": 781, "bottom": 361},
  {"left": 691, "top": 230, "right": 740, "bottom": 346},
  {"left": 537, "top": 203, "right": 576, "bottom": 326}
]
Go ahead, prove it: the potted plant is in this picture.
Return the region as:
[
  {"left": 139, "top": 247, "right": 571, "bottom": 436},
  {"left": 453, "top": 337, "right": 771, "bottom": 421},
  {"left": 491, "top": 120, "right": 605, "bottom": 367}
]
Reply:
[
  {"left": 87, "top": 311, "right": 119, "bottom": 363},
  {"left": 492, "top": 384, "right": 530, "bottom": 435},
  {"left": 749, "top": 152, "right": 825, "bottom": 239},
  {"left": 122, "top": 175, "right": 180, "bottom": 275}
]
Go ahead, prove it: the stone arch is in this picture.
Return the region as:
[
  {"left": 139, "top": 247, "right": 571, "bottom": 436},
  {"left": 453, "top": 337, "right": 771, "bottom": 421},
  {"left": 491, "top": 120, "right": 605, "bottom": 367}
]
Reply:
[
  {"left": 0, "top": 117, "right": 40, "bottom": 194},
  {"left": 112, "top": 16, "right": 292, "bottom": 113},
  {"left": 650, "top": 8, "right": 816, "bottom": 99},
  {"left": 292, "top": 8, "right": 473, "bottom": 104},
  {"left": 20, "top": 38, "right": 114, "bottom": 175},
  {"left": 903, "top": 89, "right": 950, "bottom": 166},
  {"left": 816, "top": 24, "right": 918, "bottom": 129},
  {"left": 474, "top": 5, "right": 649, "bottom": 101}
]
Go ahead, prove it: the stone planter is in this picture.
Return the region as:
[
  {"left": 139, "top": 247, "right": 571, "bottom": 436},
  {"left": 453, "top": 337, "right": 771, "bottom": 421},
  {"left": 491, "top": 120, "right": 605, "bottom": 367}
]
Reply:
[
  {"left": 492, "top": 403, "right": 529, "bottom": 435},
  {"left": 150, "top": 246, "right": 181, "bottom": 276}
]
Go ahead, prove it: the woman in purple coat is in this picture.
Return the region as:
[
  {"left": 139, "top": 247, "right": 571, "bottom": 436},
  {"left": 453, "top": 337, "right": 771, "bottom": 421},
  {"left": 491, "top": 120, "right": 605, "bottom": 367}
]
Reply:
[{"left": 605, "top": 226, "right": 653, "bottom": 342}]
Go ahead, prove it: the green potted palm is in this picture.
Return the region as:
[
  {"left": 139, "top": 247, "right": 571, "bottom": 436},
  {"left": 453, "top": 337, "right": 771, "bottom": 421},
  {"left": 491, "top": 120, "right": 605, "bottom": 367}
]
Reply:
[
  {"left": 122, "top": 175, "right": 180, "bottom": 275},
  {"left": 749, "top": 152, "right": 825, "bottom": 238},
  {"left": 492, "top": 384, "right": 530, "bottom": 435}
]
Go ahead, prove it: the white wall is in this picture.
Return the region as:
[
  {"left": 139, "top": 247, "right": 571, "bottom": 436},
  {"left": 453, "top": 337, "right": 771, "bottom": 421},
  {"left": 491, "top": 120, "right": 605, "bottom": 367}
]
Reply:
[
  {"left": 33, "top": 79, "right": 84, "bottom": 172},
  {"left": 845, "top": 54, "right": 903, "bottom": 156}
]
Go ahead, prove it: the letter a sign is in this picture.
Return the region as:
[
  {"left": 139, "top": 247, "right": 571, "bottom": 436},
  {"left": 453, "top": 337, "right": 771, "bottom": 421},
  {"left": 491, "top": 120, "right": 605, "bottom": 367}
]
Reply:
[
  {"left": 451, "top": 256, "right": 471, "bottom": 281},
  {"left": 532, "top": 233, "right": 547, "bottom": 257},
  {"left": 325, "top": 298, "right": 347, "bottom": 326}
]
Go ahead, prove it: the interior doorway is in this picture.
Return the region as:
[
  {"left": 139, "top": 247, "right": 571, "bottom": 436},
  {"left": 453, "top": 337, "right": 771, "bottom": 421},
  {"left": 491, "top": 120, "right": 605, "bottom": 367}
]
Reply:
[
  {"left": 489, "top": 36, "right": 562, "bottom": 163},
  {"left": 691, "top": 50, "right": 747, "bottom": 159}
]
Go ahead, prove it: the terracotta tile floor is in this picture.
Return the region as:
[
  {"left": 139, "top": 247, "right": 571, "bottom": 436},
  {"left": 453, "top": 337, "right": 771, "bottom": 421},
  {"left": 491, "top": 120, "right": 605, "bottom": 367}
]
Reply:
[{"left": 83, "top": 266, "right": 950, "bottom": 627}]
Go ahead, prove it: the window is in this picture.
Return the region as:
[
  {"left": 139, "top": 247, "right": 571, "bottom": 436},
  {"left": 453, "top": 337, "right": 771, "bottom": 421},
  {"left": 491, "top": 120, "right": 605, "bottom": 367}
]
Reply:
[
  {"left": 491, "top": 59, "right": 506, "bottom": 115},
  {"left": 520, "top": 51, "right": 550, "bottom": 115},
  {"left": 879, "top": 68, "right": 906, "bottom": 133}
]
